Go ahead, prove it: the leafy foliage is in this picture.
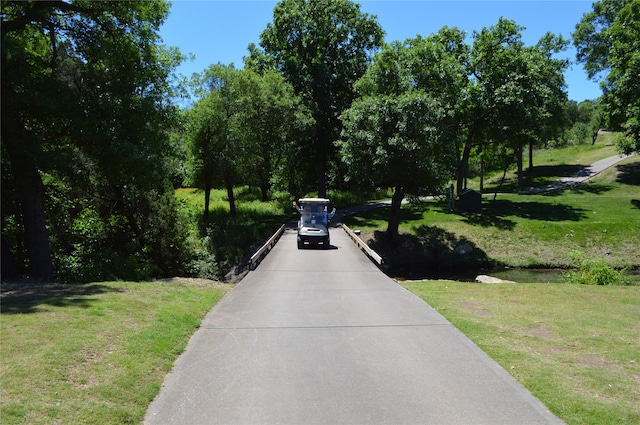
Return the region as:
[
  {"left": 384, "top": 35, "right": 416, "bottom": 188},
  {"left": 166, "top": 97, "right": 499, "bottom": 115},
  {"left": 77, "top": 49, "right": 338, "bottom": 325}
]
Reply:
[
  {"left": 574, "top": 0, "right": 640, "bottom": 152},
  {"left": 1, "top": 0, "right": 188, "bottom": 283},
  {"left": 462, "top": 19, "right": 569, "bottom": 189},
  {"left": 259, "top": 0, "right": 384, "bottom": 196},
  {"left": 339, "top": 33, "right": 461, "bottom": 238},
  {"left": 185, "top": 65, "right": 311, "bottom": 218},
  {"left": 563, "top": 255, "right": 632, "bottom": 286}
]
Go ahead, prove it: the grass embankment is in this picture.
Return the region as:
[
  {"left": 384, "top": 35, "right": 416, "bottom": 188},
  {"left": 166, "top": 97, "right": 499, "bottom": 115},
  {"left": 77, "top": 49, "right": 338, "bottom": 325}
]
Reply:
[
  {"left": 402, "top": 280, "right": 640, "bottom": 425},
  {"left": 344, "top": 155, "right": 640, "bottom": 274},
  {"left": 0, "top": 279, "right": 230, "bottom": 425},
  {"left": 478, "top": 137, "right": 620, "bottom": 192},
  {"left": 175, "top": 187, "right": 290, "bottom": 277}
]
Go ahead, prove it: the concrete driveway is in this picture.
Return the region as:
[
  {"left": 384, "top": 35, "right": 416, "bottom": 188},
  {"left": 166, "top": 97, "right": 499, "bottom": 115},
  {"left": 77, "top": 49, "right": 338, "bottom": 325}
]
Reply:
[{"left": 145, "top": 228, "right": 563, "bottom": 424}]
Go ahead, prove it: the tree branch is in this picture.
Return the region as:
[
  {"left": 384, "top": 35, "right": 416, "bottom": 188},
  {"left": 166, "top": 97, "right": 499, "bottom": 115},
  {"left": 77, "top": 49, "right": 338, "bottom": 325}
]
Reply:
[{"left": 2, "top": 1, "right": 99, "bottom": 34}]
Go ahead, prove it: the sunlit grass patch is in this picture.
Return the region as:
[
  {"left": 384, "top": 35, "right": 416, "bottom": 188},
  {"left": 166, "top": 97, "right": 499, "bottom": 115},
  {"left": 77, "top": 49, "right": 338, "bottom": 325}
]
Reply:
[
  {"left": 402, "top": 280, "right": 640, "bottom": 425},
  {"left": 0, "top": 280, "right": 229, "bottom": 425},
  {"left": 344, "top": 156, "right": 640, "bottom": 272}
]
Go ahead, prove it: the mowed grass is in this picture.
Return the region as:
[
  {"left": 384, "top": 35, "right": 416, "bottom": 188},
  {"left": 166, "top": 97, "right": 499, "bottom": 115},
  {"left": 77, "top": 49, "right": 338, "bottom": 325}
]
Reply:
[
  {"left": 475, "top": 134, "right": 620, "bottom": 191},
  {"left": 344, "top": 155, "right": 640, "bottom": 271},
  {"left": 402, "top": 280, "right": 640, "bottom": 425},
  {"left": 0, "top": 279, "right": 230, "bottom": 425}
]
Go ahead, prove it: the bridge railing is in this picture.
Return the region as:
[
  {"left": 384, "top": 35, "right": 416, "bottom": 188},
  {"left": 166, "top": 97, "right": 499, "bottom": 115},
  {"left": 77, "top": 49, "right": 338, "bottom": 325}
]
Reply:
[
  {"left": 250, "top": 224, "right": 286, "bottom": 270},
  {"left": 342, "top": 224, "right": 384, "bottom": 265}
]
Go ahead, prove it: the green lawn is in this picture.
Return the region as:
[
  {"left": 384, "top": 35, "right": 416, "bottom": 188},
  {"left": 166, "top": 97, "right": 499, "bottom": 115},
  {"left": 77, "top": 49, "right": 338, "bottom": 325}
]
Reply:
[
  {"left": 402, "top": 280, "right": 640, "bottom": 425},
  {"left": 344, "top": 156, "right": 640, "bottom": 272},
  {"left": 474, "top": 135, "right": 621, "bottom": 191},
  {"left": 0, "top": 279, "right": 230, "bottom": 425}
]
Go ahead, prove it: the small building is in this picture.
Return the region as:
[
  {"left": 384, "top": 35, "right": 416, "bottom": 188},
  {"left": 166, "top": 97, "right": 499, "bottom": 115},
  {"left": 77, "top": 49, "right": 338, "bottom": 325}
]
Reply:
[{"left": 460, "top": 189, "right": 482, "bottom": 213}]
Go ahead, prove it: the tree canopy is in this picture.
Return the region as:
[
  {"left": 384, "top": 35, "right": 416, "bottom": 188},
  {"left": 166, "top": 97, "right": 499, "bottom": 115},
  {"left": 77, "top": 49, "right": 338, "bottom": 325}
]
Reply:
[
  {"left": 455, "top": 19, "right": 568, "bottom": 192},
  {"left": 1, "top": 0, "right": 185, "bottom": 282},
  {"left": 259, "top": 0, "right": 384, "bottom": 196},
  {"left": 574, "top": 0, "right": 640, "bottom": 152},
  {"left": 338, "top": 33, "right": 462, "bottom": 239},
  {"left": 339, "top": 19, "right": 569, "bottom": 238},
  {"left": 186, "top": 65, "right": 310, "bottom": 218}
]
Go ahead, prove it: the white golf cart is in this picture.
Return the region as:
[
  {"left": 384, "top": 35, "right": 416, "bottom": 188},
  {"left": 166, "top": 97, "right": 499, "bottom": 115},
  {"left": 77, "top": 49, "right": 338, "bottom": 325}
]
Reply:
[{"left": 295, "top": 198, "right": 333, "bottom": 249}]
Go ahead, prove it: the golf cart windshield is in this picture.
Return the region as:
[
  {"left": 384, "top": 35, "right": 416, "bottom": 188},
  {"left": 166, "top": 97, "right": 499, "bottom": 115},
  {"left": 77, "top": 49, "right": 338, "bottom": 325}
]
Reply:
[{"left": 298, "top": 198, "right": 330, "bottom": 226}]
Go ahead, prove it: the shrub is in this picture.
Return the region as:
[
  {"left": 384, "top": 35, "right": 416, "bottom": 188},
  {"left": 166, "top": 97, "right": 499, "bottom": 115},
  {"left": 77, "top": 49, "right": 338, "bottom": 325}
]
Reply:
[
  {"left": 613, "top": 133, "right": 636, "bottom": 155},
  {"left": 563, "top": 256, "right": 631, "bottom": 286}
]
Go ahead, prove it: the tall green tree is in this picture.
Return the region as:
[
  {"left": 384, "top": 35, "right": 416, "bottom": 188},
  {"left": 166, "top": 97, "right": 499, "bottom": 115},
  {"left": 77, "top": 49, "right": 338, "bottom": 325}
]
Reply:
[
  {"left": 1, "top": 1, "right": 183, "bottom": 282},
  {"left": 564, "top": 99, "right": 605, "bottom": 145},
  {"left": 259, "top": 0, "right": 384, "bottom": 197},
  {"left": 457, "top": 19, "right": 568, "bottom": 192},
  {"left": 185, "top": 89, "right": 225, "bottom": 222},
  {"left": 574, "top": 0, "right": 640, "bottom": 152},
  {"left": 187, "top": 65, "right": 310, "bottom": 217},
  {"left": 338, "top": 37, "right": 459, "bottom": 239},
  {"left": 188, "top": 64, "right": 243, "bottom": 218},
  {"left": 238, "top": 70, "right": 313, "bottom": 201}
]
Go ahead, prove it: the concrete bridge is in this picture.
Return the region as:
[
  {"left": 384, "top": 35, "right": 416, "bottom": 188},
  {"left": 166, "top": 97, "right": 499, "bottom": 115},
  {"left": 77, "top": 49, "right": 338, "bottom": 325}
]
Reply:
[{"left": 145, "top": 226, "right": 562, "bottom": 424}]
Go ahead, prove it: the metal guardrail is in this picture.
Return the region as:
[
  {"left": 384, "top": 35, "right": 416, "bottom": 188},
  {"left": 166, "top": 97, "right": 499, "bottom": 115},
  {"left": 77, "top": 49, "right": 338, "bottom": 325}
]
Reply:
[
  {"left": 250, "top": 224, "right": 286, "bottom": 270},
  {"left": 342, "top": 224, "right": 384, "bottom": 265}
]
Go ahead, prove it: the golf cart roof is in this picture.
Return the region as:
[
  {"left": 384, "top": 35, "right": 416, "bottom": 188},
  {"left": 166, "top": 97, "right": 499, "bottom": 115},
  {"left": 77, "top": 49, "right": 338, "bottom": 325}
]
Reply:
[{"left": 298, "top": 197, "right": 330, "bottom": 204}]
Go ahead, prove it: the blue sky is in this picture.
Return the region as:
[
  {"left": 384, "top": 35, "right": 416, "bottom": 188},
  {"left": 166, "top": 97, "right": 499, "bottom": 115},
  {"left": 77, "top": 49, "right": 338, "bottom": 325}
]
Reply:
[{"left": 159, "top": 0, "right": 602, "bottom": 102}]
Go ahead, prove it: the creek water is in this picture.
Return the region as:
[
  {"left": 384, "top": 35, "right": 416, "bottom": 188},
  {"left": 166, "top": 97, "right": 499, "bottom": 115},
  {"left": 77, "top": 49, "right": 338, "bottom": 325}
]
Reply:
[{"left": 391, "top": 267, "right": 640, "bottom": 284}]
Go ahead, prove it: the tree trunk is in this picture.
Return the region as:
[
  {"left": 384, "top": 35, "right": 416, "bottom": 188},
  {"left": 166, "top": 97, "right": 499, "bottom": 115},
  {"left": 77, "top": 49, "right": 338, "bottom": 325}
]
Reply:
[
  {"left": 203, "top": 180, "right": 211, "bottom": 222},
  {"left": 260, "top": 183, "right": 269, "bottom": 202},
  {"left": 494, "top": 164, "right": 510, "bottom": 200},
  {"left": 385, "top": 187, "right": 405, "bottom": 240},
  {"left": 1, "top": 136, "right": 55, "bottom": 282},
  {"left": 2, "top": 55, "right": 55, "bottom": 282},
  {"left": 480, "top": 153, "right": 485, "bottom": 192},
  {"left": 258, "top": 164, "right": 270, "bottom": 202},
  {"left": 457, "top": 136, "right": 473, "bottom": 196},
  {"left": 225, "top": 175, "right": 236, "bottom": 217},
  {"left": 517, "top": 148, "right": 524, "bottom": 188},
  {"left": 1, "top": 237, "right": 20, "bottom": 281},
  {"left": 259, "top": 148, "right": 271, "bottom": 201},
  {"left": 528, "top": 140, "right": 534, "bottom": 170},
  {"left": 316, "top": 161, "right": 327, "bottom": 198},
  {"left": 315, "top": 128, "right": 327, "bottom": 198}
]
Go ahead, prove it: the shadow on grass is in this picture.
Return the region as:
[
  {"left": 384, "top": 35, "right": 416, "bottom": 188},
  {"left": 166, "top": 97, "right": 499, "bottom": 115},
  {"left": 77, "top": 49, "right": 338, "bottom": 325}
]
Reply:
[
  {"left": 433, "top": 198, "right": 589, "bottom": 230},
  {"left": 0, "top": 283, "right": 122, "bottom": 314},
  {"left": 484, "top": 164, "right": 586, "bottom": 193},
  {"left": 537, "top": 182, "right": 616, "bottom": 196},
  {"left": 617, "top": 162, "right": 640, "bottom": 186},
  {"left": 484, "top": 199, "right": 587, "bottom": 221},
  {"left": 369, "top": 226, "right": 500, "bottom": 277},
  {"left": 341, "top": 205, "right": 423, "bottom": 229}
]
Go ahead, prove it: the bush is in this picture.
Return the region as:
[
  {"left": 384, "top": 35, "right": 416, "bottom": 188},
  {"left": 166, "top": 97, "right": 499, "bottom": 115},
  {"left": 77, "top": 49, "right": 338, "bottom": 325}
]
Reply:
[
  {"left": 52, "top": 183, "right": 194, "bottom": 283},
  {"left": 563, "top": 256, "right": 631, "bottom": 286},
  {"left": 613, "top": 133, "right": 636, "bottom": 155},
  {"left": 566, "top": 122, "right": 591, "bottom": 145}
]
